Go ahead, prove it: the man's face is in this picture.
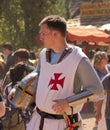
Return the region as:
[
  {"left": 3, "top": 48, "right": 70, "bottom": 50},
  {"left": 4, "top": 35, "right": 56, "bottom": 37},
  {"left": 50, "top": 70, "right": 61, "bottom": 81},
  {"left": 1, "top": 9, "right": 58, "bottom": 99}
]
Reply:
[
  {"left": 101, "top": 55, "right": 108, "bottom": 66},
  {"left": 2, "top": 48, "right": 8, "bottom": 56},
  {"left": 39, "top": 24, "right": 55, "bottom": 48}
]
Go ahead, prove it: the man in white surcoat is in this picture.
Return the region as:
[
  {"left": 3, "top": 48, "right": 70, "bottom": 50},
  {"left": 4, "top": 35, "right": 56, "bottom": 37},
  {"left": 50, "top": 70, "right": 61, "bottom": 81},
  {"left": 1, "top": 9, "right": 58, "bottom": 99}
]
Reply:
[{"left": 27, "top": 15, "right": 104, "bottom": 130}]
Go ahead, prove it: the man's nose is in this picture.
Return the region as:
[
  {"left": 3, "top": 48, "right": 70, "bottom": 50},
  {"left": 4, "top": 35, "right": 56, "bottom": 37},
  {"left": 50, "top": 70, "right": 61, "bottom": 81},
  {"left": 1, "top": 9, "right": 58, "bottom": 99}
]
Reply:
[{"left": 40, "top": 34, "right": 44, "bottom": 41}]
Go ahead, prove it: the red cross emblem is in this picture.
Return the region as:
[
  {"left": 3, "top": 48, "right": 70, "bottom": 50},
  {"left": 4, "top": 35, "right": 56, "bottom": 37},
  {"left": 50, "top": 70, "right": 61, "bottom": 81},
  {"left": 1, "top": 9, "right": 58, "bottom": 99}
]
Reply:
[{"left": 48, "top": 73, "right": 65, "bottom": 91}]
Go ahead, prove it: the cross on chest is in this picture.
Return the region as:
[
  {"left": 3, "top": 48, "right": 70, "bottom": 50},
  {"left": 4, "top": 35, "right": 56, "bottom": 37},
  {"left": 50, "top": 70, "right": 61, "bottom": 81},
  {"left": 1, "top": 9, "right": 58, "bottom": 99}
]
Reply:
[{"left": 48, "top": 73, "right": 65, "bottom": 91}]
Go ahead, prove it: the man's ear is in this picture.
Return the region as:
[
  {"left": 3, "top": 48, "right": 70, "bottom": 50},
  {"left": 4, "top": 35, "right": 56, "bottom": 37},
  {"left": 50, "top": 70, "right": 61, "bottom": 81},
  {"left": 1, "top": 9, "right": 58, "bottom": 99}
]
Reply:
[{"left": 52, "top": 30, "right": 58, "bottom": 37}]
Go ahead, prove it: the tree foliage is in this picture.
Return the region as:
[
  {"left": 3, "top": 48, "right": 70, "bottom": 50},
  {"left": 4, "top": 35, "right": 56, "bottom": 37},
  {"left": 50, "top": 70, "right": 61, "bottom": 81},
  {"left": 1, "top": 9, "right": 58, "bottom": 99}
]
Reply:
[{"left": 0, "top": 0, "right": 72, "bottom": 49}]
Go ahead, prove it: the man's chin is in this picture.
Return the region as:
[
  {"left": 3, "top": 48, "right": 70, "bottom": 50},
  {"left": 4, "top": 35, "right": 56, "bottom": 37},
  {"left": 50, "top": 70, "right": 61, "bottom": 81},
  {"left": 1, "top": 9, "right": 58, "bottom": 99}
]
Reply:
[
  {"left": 41, "top": 43, "right": 48, "bottom": 48},
  {"left": 43, "top": 44, "right": 51, "bottom": 49}
]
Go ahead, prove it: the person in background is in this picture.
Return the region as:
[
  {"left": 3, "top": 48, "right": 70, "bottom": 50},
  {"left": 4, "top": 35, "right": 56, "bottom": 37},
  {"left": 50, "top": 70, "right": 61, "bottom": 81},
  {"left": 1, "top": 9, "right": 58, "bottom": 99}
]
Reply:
[
  {"left": 92, "top": 51, "right": 110, "bottom": 80},
  {"left": 14, "top": 48, "right": 35, "bottom": 72},
  {"left": 2, "top": 43, "right": 16, "bottom": 76},
  {"left": 92, "top": 51, "right": 110, "bottom": 130},
  {"left": 1, "top": 48, "right": 35, "bottom": 94},
  {"left": 102, "top": 73, "right": 110, "bottom": 130},
  {"left": 2, "top": 63, "right": 29, "bottom": 130}
]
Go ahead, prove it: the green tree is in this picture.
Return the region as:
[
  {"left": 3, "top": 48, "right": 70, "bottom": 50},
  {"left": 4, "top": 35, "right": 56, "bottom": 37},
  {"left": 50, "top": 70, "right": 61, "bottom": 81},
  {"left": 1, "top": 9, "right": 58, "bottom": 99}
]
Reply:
[{"left": 0, "top": 0, "right": 72, "bottom": 49}]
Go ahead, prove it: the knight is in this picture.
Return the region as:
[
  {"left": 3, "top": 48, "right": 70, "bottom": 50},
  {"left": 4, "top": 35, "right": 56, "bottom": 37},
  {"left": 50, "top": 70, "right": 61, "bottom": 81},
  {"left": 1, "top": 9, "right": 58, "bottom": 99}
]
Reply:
[{"left": 26, "top": 15, "right": 104, "bottom": 130}]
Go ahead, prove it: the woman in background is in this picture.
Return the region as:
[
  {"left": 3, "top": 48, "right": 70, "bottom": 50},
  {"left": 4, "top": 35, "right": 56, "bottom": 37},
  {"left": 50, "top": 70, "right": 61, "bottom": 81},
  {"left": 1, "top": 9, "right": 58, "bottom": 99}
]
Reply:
[
  {"left": 92, "top": 51, "right": 110, "bottom": 80},
  {"left": 92, "top": 51, "right": 110, "bottom": 130}
]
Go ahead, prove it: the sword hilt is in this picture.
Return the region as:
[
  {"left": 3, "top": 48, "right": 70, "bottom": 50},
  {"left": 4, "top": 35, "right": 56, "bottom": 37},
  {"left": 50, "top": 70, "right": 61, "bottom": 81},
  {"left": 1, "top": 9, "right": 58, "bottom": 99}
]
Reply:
[{"left": 63, "top": 112, "right": 81, "bottom": 130}]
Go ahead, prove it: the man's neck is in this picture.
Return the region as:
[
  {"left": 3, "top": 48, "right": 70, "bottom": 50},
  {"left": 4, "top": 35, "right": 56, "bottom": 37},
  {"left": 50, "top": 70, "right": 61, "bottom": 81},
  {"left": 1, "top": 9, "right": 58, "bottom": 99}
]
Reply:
[{"left": 51, "top": 40, "right": 68, "bottom": 53}]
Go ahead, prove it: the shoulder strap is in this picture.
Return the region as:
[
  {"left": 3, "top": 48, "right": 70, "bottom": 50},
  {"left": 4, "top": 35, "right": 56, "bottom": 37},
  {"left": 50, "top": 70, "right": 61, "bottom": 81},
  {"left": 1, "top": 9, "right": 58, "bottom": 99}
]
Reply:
[
  {"left": 46, "top": 47, "right": 73, "bottom": 64},
  {"left": 57, "top": 47, "right": 73, "bottom": 63}
]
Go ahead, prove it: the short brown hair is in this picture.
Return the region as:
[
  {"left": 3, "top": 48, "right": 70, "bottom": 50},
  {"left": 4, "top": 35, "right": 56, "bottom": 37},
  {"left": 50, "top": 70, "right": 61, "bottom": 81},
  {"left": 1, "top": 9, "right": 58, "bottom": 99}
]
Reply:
[
  {"left": 10, "top": 62, "right": 28, "bottom": 85},
  {"left": 14, "top": 48, "right": 30, "bottom": 60},
  {"left": 2, "top": 43, "right": 13, "bottom": 51},
  {"left": 39, "top": 15, "right": 67, "bottom": 37}
]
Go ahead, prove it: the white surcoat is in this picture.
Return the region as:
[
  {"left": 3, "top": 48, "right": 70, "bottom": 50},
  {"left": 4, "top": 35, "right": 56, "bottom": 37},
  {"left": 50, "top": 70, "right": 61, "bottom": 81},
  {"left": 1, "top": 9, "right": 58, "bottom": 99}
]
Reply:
[{"left": 27, "top": 46, "right": 86, "bottom": 130}]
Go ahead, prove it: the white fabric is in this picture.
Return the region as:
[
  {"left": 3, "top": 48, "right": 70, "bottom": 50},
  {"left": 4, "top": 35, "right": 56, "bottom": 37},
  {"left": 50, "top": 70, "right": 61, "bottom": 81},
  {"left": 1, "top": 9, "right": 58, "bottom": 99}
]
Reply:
[{"left": 27, "top": 46, "right": 86, "bottom": 130}]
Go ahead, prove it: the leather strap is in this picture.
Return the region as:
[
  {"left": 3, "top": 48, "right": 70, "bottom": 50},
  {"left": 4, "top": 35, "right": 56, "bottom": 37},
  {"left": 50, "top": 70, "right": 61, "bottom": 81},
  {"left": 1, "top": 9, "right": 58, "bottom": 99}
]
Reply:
[{"left": 36, "top": 107, "right": 78, "bottom": 130}]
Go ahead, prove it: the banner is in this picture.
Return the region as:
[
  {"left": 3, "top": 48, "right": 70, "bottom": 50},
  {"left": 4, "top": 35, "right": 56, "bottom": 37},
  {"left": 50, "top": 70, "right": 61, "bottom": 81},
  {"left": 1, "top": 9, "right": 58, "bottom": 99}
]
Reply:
[{"left": 80, "top": 2, "right": 110, "bottom": 17}]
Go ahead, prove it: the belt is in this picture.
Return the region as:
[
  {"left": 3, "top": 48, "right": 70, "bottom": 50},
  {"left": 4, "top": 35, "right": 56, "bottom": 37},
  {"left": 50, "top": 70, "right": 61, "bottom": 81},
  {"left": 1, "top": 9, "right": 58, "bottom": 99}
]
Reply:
[{"left": 36, "top": 107, "right": 79, "bottom": 130}]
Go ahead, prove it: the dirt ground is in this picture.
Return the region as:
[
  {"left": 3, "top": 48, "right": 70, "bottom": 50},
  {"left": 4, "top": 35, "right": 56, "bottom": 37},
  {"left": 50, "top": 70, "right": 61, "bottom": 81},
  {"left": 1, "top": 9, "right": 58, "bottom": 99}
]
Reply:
[{"left": 81, "top": 112, "right": 97, "bottom": 130}]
